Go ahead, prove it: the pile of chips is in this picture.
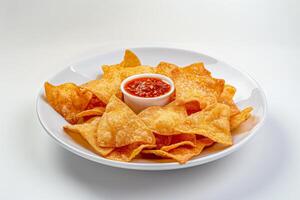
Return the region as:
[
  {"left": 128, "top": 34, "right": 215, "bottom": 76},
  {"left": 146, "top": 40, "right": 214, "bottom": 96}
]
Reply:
[{"left": 44, "top": 50, "right": 253, "bottom": 164}]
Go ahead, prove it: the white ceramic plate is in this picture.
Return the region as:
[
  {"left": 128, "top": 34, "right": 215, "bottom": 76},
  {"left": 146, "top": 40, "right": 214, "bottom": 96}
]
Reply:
[{"left": 36, "top": 46, "right": 267, "bottom": 170}]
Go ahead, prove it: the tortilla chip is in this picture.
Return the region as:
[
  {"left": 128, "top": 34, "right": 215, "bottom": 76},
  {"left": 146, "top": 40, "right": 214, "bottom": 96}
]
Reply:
[
  {"left": 155, "top": 62, "right": 179, "bottom": 78},
  {"left": 85, "top": 95, "right": 106, "bottom": 109},
  {"left": 160, "top": 141, "right": 195, "bottom": 152},
  {"left": 230, "top": 107, "right": 253, "bottom": 130},
  {"left": 218, "top": 85, "right": 240, "bottom": 116},
  {"left": 120, "top": 49, "right": 141, "bottom": 68},
  {"left": 106, "top": 143, "right": 156, "bottom": 162},
  {"left": 83, "top": 64, "right": 154, "bottom": 105},
  {"left": 171, "top": 133, "right": 196, "bottom": 144},
  {"left": 182, "top": 62, "right": 211, "bottom": 77},
  {"left": 161, "top": 134, "right": 196, "bottom": 151},
  {"left": 171, "top": 68, "right": 224, "bottom": 109},
  {"left": 101, "top": 49, "right": 141, "bottom": 74},
  {"left": 76, "top": 107, "right": 105, "bottom": 118},
  {"left": 197, "top": 136, "right": 215, "bottom": 147},
  {"left": 155, "top": 62, "right": 210, "bottom": 79},
  {"left": 102, "top": 64, "right": 122, "bottom": 77},
  {"left": 142, "top": 140, "right": 206, "bottom": 164},
  {"left": 82, "top": 50, "right": 143, "bottom": 103},
  {"left": 138, "top": 104, "right": 187, "bottom": 135},
  {"left": 96, "top": 96, "right": 155, "bottom": 147},
  {"left": 175, "top": 103, "right": 232, "bottom": 145},
  {"left": 81, "top": 75, "right": 122, "bottom": 104},
  {"left": 119, "top": 65, "right": 155, "bottom": 80},
  {"left": 64, "top": 117, "right": 114, "bottom": 156},
  {"left": 154, "top": 134, "right": 172, "bottom": 149},
  {"left": 44, "top": 82, "right": 93, "bottom": 124},
  {"left": 103, "top": 64, "right": 154, "bottom": 79},
  {"left": 65, "top": 125, "right": 97, "bottom": 153}
]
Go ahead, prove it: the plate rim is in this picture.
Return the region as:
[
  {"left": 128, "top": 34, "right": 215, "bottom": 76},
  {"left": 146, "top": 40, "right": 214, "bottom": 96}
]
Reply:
[{"left": 36, "top": 45, "right": 268, "bottom": 171}]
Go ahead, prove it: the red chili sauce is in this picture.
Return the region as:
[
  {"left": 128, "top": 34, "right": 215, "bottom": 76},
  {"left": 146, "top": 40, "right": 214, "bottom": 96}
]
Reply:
[{"left": 124, "top": 77, "right": 171, "bottom": 98}]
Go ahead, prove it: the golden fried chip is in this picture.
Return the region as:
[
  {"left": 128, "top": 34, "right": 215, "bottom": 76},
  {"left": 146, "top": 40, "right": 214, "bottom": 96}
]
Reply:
[
  {"left": 155, "top": 62, "right": 179, "bottom": 78},
  {"left": 81, "top": 75, "right": 122, "bottom": 104},
  {"left": 119, "top": 65, "right": 155, "bottom": 80},
  {"left": 85, "top": 50, "right": 153, "bottom": 106},
  {"left": 106, "top": 143, "right": 156, "bottom": 162},
  {"left": 142, "top": 140, "right": 206, "bottom": 164},
  {"left": 175, "top": 103, "right": 232, "bottom": 145},
  {"left": 171, "top": 133, "right": 196, "bottom": 144},
  {"left": 64, "top": 117, "right": 114, "bottom": 156},
  {"left": 218, "top": 84, "right": 240, "bottom": 116},
  {"left": 85, "top": 94, "right": 106, "bottom": 109},
  {"left": 154, "top": 134, "right": 172, "bottom": 149},
  {"left": 102, "top": 64, "right": 122, "bottom": 77},
  {"left": 76, "top": 107, "right": 105, "bottom": 118},
  {"left": 102, "top": 50, "right": 142, "bottom": 76},
  {"left": 160, "top": 141, "right": 195, "bottom": 152},
  {"left": 182, "top": 62, "right": 211, "bottom": 77},
  {"left": 138, "top": 104, "right": 187, "bottom": 135},
  {"left": 156, "top": 62, "right": 211, "bottom": 79},
  {"left": 82, "top": 50, "right": 142, "bottom": 103},
  {"left": 101, "top": 50, "right": 141, "bottom": 74},
  {"left": 197, "top": 136, "right": 215, "bottom": 147},
  {"left": 161, "top": 134, "right": 196, "bottom": 151},
  {"left": 103, "top": 64, "right": 154, "bottom": 80},
  {"left": 230, "top": 107, "right": 253, "bottom": 130},
  {"left": 96, "top": 96, "right": 155, "bottom": 147},
  {"left": 120, "top": 49, "right": 141, "bottom": 68},
  {"left": 171, "top": 68, "right": 224, "bottom": 109},
  {"left": 64, "top": 125, "right": 97, "bottom": 153},
  {"left": 44, "top": 82, "right": 93, "bottom": 124}
]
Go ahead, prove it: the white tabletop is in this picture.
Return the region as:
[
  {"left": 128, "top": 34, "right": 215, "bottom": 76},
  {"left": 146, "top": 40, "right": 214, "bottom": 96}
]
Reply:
[{"left": 1, "top": 0, "right": 299, "bottom": 199}]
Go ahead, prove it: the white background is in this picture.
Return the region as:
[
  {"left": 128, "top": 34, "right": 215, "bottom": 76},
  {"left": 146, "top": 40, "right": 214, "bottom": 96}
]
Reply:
[{"left": 0, "top": 0, "right": 299, "bottom": 199}]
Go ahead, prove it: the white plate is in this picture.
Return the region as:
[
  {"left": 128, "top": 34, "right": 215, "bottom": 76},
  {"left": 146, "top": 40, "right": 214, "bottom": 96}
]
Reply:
[{"left": 36, "top": 46, "right": 267, "bottom": 170}]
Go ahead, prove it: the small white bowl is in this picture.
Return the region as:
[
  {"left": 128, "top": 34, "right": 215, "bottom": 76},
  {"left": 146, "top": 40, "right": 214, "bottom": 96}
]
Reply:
[{"left": 120, "top": 73, "right": 175, "bottom": 113}]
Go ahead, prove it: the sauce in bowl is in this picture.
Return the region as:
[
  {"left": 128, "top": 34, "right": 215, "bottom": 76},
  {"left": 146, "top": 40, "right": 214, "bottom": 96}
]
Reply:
[{"left": 124, "top": 77, "right": 171, "bottom": 98}]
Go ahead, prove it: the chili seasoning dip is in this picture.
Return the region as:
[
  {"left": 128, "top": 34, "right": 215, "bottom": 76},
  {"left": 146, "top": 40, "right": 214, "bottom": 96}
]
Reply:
[{"left": 124, "top": 77, "right": 171, "bottom": 98}]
